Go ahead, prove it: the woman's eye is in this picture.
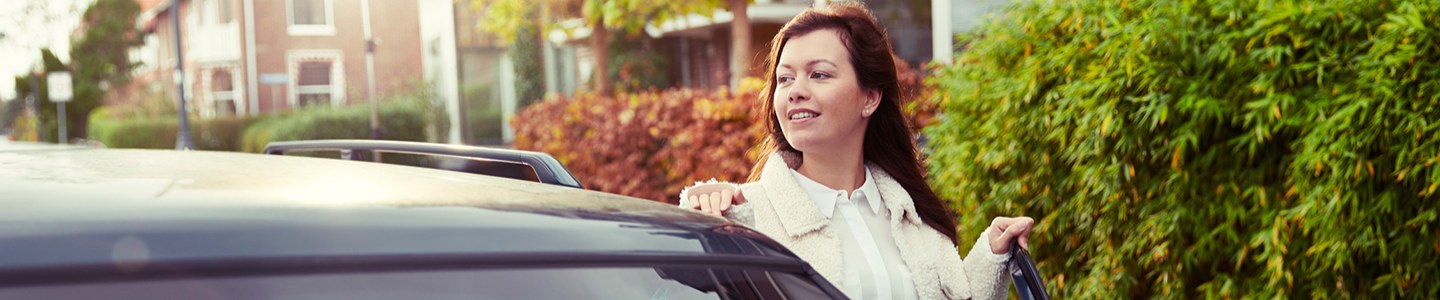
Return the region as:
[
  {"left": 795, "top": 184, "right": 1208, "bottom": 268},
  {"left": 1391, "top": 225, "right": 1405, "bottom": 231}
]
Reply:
[
  {"left": 777, "top": 75, "right": 794, "bottom": 84},
  {"left": 810, "top": 72, "right": 831, "bottom": 79}
]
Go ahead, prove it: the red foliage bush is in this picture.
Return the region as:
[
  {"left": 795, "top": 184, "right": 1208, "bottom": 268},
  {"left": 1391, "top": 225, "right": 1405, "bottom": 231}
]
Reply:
[
  {"left": 512, "top": 84, "right": 765, "bottom": 202},
  {"left": 514, "top": 56, "right": 934, "bottom": 203}
]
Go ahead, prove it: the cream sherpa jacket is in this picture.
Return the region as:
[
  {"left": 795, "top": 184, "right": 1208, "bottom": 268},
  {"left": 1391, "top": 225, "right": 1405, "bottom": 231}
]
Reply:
[{"left": 680, "top": 151, "right": 1012, "bottom": 300}]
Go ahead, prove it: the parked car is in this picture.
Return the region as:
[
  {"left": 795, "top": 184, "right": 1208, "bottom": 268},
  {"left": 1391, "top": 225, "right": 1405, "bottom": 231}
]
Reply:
[{"left": 0, "top": 141, "right": 847, "bottom": 299}]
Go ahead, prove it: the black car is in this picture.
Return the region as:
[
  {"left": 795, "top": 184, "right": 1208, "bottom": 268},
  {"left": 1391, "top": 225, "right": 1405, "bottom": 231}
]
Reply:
[{"left": 0, "top": 141, "right": 847, "bottom": 299}]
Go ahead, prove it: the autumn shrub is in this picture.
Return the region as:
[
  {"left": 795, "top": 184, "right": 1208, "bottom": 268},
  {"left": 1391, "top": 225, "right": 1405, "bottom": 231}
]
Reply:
[
  {"left": 926, "top": 0, "right": 1439, "bottom": 298},
  {"left": 7, "top": 113, "right": 40, "bottom": 142},
  {"left": 514, "top": 56, "right": 934, "bottom": 203},
  {"left": 512, "top": 81, "right": 765, "bottom": 202}
]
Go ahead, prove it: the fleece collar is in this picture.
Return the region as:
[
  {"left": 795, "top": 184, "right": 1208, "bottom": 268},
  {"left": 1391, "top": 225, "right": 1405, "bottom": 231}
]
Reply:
[{"left": 760, "top": 151, "right": 922, "bottom": 237}]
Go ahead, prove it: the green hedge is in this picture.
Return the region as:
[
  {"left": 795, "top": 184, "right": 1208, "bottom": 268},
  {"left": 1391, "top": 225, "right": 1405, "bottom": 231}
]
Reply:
[
  {"left": 91, "top": 97, "right": 439, "bottom": 152},
  {"left": 269, "top": 103, "right": 425, "bottom": 142},
  {"left": 238, "top": 99, "right": 436, "bottom": 152},
  {"left": 88, "top": 108, "right": 255, "bottom": 151},
  {"left": 88, "top": 113, "right": 179, "bottom": 149},
  {"left": 927, "top": 0, "right": 1438, "bottom": 298}
]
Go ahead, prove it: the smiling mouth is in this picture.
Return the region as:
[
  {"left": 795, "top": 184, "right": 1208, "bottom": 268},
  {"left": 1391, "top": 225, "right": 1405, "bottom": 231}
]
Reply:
[{"left": 789, "top": 111, "right": 819, "bottom": 120}]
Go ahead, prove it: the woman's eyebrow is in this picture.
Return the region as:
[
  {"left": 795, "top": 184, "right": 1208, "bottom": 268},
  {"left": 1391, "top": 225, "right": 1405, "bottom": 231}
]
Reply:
[
  {"left": 778, "top": 59, "right": 838, "bottom": 70},
  {"left": 806, "top": 59, "right": 838, "bottom": 68}
]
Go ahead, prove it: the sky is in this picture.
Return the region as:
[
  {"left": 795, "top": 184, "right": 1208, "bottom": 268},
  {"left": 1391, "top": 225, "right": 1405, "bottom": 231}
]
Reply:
[{"left": 0, "top": 0, "right": 94, "bottom": 101}]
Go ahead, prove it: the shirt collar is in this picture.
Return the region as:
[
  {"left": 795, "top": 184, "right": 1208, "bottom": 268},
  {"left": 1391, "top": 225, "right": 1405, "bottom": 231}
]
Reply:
[{"left": 789, "top": 167, "right": 884, "bottom": 218}]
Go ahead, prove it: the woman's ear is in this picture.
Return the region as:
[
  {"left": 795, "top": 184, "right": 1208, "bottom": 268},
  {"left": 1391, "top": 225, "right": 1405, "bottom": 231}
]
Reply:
[{"left": 861, "top": 89, "right": 881, "bottom": 117}]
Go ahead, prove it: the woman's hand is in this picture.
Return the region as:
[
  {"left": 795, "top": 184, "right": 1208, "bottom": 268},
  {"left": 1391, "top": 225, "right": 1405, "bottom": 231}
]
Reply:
[
  {"left": 987, "top": 216, "right": 1035, "bottom": 254},
  {"left": 684, "top": 185, "right": 747, "bottom": 217}
]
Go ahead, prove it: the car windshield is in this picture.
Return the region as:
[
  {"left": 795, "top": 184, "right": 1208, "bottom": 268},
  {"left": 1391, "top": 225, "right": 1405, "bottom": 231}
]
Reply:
[{"left": 0, "top": 266, "right": 831, "bottom": 300}]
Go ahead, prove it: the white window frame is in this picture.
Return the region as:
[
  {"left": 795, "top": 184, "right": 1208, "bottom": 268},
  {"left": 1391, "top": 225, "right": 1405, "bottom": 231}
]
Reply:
[
  {"left": 286, "top": 0, "right": 335, "bottom": 36},
  {"left": 286, "top": 50, "right": 345, "bottom": 108},
  {"left": 211, "top": 68, "right": 237, "bottom": 116},
  {"left": 197, "top": 65, "right": 244, "bottom": 117}
]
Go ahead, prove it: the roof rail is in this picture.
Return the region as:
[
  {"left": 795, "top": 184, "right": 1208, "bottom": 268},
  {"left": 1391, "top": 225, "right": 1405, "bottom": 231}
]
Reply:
[{"left": 264, "top": 140, "right": 583, "bottom": 189}]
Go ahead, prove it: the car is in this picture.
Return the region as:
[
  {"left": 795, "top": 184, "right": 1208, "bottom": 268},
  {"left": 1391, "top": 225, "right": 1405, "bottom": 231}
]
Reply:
[{"left": 0, "top": 141, "right": 848, "bottom": 299}]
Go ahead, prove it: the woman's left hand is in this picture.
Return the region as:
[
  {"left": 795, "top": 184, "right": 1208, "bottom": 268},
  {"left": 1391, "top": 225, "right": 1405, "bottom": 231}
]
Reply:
[{"left": 987, "top": 216, "right": 1035, "bottom": 254}]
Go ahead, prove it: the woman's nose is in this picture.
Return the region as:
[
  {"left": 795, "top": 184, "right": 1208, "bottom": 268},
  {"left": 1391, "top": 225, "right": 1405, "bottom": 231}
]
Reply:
[{"left": 787, "top": 80, "right": 811, "bottom": 102}]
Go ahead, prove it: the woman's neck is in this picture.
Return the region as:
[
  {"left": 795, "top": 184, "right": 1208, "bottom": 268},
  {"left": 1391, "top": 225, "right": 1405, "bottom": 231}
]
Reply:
[{"left": 796, "top": 149, "right": 866, "bottom": 192}]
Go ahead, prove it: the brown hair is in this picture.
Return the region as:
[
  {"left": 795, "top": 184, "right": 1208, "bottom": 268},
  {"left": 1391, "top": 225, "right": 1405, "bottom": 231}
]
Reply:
[{"left": 749, "top": 3, "right": 958, "bottom": 245}]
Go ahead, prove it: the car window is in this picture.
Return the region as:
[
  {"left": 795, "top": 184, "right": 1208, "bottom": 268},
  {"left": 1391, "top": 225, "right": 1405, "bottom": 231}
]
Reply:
[{"left": 0, "top": 266, "right": 831, "bottom": 300}]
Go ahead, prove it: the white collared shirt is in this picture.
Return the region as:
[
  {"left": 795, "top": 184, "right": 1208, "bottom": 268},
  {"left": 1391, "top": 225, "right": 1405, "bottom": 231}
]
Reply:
[{"left": 790, "top": 168, "right": 918, "bottom": 300}]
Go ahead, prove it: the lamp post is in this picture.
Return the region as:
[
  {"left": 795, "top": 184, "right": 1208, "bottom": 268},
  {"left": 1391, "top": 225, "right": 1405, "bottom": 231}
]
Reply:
[
  {"left": 362, "top": 0, "right": 380, "bottom": 140},
  {"left": 171, "top": 2, "right": 195, "bottom": 150},
  {"left": 30, "top": 68, "right": 43, "bottom": 142}
]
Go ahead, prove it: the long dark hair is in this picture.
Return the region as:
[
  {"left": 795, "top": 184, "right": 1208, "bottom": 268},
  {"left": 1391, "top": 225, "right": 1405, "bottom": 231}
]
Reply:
[{"left": 749, "top": 3, "right": 958, "bottom": 245}]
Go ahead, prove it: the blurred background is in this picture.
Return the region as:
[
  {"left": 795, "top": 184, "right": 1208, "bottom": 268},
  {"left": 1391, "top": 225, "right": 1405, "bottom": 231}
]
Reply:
[{"left": 2, "top": 0, "right": 1437, "bottom": 298}]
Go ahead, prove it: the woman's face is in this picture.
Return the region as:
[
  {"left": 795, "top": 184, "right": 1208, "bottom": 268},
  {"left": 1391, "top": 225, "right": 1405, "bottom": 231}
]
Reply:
[{"left": 772, "top": 29, "right": 879, "bottom": 153}]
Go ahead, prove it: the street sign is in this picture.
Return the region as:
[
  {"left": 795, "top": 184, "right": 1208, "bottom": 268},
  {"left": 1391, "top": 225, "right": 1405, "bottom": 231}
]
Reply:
[
  {"left": 47, "top": 72, "right": 72, "bottom": 103},
  {"left": 260, "top": 73, "right": 289, "bottom": 85}
]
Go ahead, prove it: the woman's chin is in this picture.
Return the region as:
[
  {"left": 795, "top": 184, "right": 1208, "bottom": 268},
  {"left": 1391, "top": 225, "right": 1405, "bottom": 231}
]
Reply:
[{"left": 786, "top": 139, "right": 822, "bottom": 153}]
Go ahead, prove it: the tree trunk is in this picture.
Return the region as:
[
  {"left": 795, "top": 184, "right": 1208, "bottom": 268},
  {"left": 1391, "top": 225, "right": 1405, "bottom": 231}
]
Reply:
[
  {"left": 591, "top": 18, "right": 611, "bottom": 95},
  {"left": 729, "top": 0, "right": 750, "bottom": 92}
]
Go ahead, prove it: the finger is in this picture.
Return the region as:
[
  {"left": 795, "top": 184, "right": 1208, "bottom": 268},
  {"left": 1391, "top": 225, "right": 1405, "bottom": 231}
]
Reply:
[
  {"left": 686, "top": 195, "right": 701, "bottom": 209},
  {"left": 1019, "top": 235, "right": 1030, "bottom": 251},
  {"left": 733, "top": 189, "right": 747, "bottom": 204},
  {"left": 987, "top": 223, "right": 1004, "bottom": 241},
  {"left": 719, "top": 189, "right": 734, "bottom": 212},
  {"left": 994, "top": 217, "right": 1014, "bottom": 232},
  {"left": 698, "top": 194, "right": 713, "bottom": 215},
  {"left": 707, "top": 192, "right": 725, "bottom": 216},
  {"left": 991, "top": 217, "right": 1005, "bottom": 230},
  {"left": 995, "top": 225, "right": 1023, "bottom": 249}
]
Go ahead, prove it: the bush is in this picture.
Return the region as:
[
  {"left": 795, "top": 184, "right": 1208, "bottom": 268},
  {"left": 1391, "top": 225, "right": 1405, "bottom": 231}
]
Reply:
[
  {"left": 239, "top": 79, "right": 449, "bottom": 151},
  {"left": 240, "top": 97, "right": 437, "bottom": 152},
  {"left": 926, "top": 0, "right": 1439, "bottom": 298},
  {"left": 240, "top": 116, "right": 282, "bottom": 153},
  {"left": 195, "top": 115, "right": 260, "bottom": 151},
  {"left": 512, "top": 82, "right": 765, "bottom": 202},
  {"left": 91, "top": 81, "right": 446, "bottom": 152},
  {"left": 461, "top": 84, "right": 505, "bottom": 144},
  {"left": 88, "top": 108, "right": 178, "bottom": 149},
  {"left": 7, "top": 112, "right": 40, "bottom": 142},
  {"left": 88, "top": 107, "right": 258, "bottom": 151}
]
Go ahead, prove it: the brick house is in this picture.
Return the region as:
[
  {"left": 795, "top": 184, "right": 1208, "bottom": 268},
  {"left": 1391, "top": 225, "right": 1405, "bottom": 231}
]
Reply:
[{"left": 125, "top": 0, "right": 437, "bottom": 119}]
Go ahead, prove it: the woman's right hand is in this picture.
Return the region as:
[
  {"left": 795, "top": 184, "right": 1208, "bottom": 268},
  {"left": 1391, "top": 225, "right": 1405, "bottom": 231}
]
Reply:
[{"left": 683, "top": 184, "right": 747, "bottom": 216}]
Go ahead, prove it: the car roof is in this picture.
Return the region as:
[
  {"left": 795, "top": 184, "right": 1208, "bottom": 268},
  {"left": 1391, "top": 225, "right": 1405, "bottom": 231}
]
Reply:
[{"left": 0, "top": 148, "right": 802, "bottom": 286}]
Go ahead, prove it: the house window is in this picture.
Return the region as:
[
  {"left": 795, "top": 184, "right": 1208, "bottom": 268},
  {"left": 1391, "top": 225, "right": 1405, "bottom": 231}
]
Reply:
[
  {"left": 287, "top": 50, "right": 344, "bottom": 109},
  {"left": 288, "top": 0, "right": 334, "bottom": 36},
  {"left": 296, "top": 61, "right": 333, "bottom": 107},
  {"left": 212, "top": 69, "right": 237, "bottom": 115}
]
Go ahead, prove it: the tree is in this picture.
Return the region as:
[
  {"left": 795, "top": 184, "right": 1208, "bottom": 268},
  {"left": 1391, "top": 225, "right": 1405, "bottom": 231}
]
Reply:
[
  {"left": 467, "top": 0, "right": 748, "bottom": 95},
  {"left": 729, "top": 0, "right": 748, "bottom": 91},
  {"left": 509, "top": 5, "right": 544, "bottom": 107},
  {"left": 11, "top": 49, "right": 69, "bottom": 142},
  {"left": 65, "top": 0, "right": 142, "bottom": 142}
]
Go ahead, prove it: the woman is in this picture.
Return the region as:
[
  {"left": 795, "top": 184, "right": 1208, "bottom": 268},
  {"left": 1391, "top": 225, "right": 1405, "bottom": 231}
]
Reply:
[{"left": 679, "top": 3, "right": 1034, "bottom": 300}]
